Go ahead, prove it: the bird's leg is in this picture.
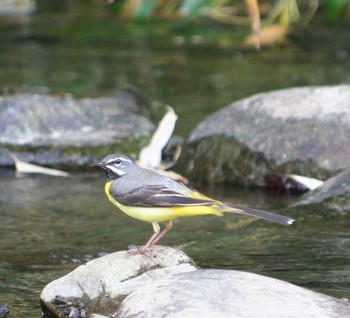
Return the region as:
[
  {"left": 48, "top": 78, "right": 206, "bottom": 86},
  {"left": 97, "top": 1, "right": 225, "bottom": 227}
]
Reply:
[
  {"left": 128, "top": 222, "right": 160, "bottom": 255},
  {"left": 139, "top": 221, "right": 172, "bottom": 253},
  {"left": 148, "top": 221, "right": 173, "bottom": 247},
  {"left": 130, "top": 221, "right": 173, "bottom": 254},
  {"left": 138, "top": 222, "right": 161, "bottom": 253}
]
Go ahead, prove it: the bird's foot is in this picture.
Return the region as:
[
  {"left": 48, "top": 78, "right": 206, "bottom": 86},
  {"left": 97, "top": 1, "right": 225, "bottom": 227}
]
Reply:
[
  {"left": 126, "top": 244, "right": 159, "bottom": 256},
  {"left": 126, "top": 245, "right": 149, "bottom": 256}
]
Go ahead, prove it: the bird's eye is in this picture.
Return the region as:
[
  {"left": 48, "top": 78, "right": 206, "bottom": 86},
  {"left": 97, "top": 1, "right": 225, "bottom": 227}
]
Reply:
[{"left": 114, "top": 159, "right": 122, "bottom": 165}]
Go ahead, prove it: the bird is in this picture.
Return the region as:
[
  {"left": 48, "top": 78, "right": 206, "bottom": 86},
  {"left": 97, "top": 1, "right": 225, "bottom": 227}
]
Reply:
[{"left": 92, "top": 153, "right": 294, "bottom": 253}]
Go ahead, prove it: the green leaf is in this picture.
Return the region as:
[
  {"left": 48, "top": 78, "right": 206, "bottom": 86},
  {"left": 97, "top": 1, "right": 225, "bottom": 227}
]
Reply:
[{"left": 325, "top": 0, "right": 349, "bottom": 23}]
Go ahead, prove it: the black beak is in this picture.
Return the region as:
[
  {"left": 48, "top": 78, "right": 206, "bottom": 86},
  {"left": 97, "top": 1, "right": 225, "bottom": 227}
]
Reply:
[{"left": 90, "top": 161, "right": 105, "bottom": 168}]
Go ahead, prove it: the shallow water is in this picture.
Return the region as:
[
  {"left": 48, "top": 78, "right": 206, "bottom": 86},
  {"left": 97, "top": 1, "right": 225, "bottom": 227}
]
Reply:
[{"left": 1, "top": 3, "right": 350, "bottom": 316}]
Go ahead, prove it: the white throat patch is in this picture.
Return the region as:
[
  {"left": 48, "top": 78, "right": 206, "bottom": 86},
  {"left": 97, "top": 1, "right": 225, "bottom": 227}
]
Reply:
[{"left": 107, "top": 165, "right": 126, "bottom": 176}]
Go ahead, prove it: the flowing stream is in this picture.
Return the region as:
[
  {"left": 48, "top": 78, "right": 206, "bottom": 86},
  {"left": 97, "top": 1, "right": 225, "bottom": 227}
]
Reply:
[{"left": 0, "top": 2, "right": 350, "bottom": 316}]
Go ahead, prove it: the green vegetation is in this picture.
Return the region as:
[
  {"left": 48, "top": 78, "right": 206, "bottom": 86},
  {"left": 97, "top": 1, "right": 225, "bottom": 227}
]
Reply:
[
  {"left": 325, "top": 0, "right": 350, "bottom": 22},
  {"left": 107, "top": 0, "right": 349, "bottom": 24},
  {"left": 104, "top": 0, "right": 350, "bottom": 47}
]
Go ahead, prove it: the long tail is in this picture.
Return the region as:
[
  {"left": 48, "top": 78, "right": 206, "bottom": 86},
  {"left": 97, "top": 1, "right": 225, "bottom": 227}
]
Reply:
[{"left": 221, "top": 203, "right": 294, "bottom": 226}]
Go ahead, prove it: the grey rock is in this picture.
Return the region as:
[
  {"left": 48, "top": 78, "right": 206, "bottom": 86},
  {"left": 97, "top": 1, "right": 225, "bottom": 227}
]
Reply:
[
  {"left": 0, "top": 0, "right": 36, "bottom": 17},
  {"left": 180, "top": 85, "right": 350, "bottom": 184},
  {"left": 0, "top": 90, "right": 155, "bottom": 168},
  {"left": 296, "top": 169, "right": 350, "bottom": 206},
  {"left": 40, "top": 247, "right": 197, "bottom": 317},
  {"left": 40, "top": 247, "right": 350, "bottom": 318},
  {"left": 0, "top": 94, "right": 153, "bottom": 147},
  {"left": 0, "top": 304, "right": 10, "bottom": 318},
  {"left": 289, "top": 169, "right": 350, "bottom": 218},
  {"left": 116, "top": 269, "right": 350, "bottom": 318}
]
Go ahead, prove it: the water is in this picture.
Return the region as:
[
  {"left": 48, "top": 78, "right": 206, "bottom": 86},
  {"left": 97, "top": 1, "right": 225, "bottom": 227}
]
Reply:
[{"left": 0, "top": 3, "right": 350, "bottom": 316}]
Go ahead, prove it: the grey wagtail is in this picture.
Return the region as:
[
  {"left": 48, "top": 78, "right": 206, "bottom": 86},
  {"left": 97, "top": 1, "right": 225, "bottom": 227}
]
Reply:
[{"left": 92, "top": 154, "right": 294, "bottom": 253}]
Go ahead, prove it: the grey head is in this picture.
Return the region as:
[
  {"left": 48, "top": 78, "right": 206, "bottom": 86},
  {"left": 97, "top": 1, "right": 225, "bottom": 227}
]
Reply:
[{"left": 91, "top": 153, "right": 136, "bottom": 181}]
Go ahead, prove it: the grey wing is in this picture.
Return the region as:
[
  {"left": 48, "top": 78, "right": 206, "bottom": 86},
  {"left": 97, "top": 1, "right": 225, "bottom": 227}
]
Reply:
[{"left": 113, "top": 185, "right": 215, "bottom": 207}]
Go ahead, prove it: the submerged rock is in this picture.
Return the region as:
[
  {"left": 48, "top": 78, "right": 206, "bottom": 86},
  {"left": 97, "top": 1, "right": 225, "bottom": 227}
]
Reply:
[
  {"left": 0, "top": 304, "right": 10, "bottom": 318},
  {"left": 40, "top": 247, "right": 350, "bottom": 318},
  {"left": 0, "top": 88, "right": 154, "bottom": 169},
  {"left": 179, "top": 85, "right": 350, "bottom": 185}
]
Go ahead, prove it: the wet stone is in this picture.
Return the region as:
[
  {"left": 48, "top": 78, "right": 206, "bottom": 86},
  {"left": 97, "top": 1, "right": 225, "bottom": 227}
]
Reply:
[
  {"left": 0, "top": 88, "right": 155, "bottom": 168},
  {"left": 40, "top": 247, "right": 197, "bottom": 318},
  {"left": 40, "top": 247, "right": 350, "bottom": 318},
  {"left": 0, "top": 305, "right": 10, "bottom": 318},
  {"left": 179, "top": 85, "right": 350, "bottom": 185},
  {"left": 288, "top": 169, "right": 350, "bottom": 219}
]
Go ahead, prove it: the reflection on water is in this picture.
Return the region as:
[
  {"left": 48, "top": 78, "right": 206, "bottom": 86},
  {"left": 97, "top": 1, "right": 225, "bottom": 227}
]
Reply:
[{"left": 0, "top": 174, "right": 349, "bottom": 316}]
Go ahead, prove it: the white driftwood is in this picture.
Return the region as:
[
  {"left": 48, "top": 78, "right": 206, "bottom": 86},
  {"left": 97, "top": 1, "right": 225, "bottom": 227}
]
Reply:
[
  {"left": 288, "top": 174, "right": 323, "bottom": 191},
  {"left": 138, "top": 105, "right": 177, "bottom": 169},
  {"left": 10, "top": 153, "right": 70, "bottom": 177}
]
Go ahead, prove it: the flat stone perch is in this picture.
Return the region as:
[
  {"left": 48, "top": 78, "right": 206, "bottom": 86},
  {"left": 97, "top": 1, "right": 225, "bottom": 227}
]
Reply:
[
  {"left": 40, "top": 247, "right": 350, "bottom": 318},
  {"left": 40, "top": 247, "right": 197, "bottom": 317},
  {"left": 116, "top": 269, "right": 350, "bottom": 318}
]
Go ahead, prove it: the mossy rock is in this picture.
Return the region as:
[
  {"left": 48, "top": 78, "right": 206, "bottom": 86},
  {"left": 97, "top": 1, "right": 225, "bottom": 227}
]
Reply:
[
  {"left": 177, "top": 136, "right": 270, "bottom": 185},
  {"left": 178, "top": 135, "right": 332, "bottom": 186},
  {"left": 180, "top": 85, "right": 350, "bottom": 185}
]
